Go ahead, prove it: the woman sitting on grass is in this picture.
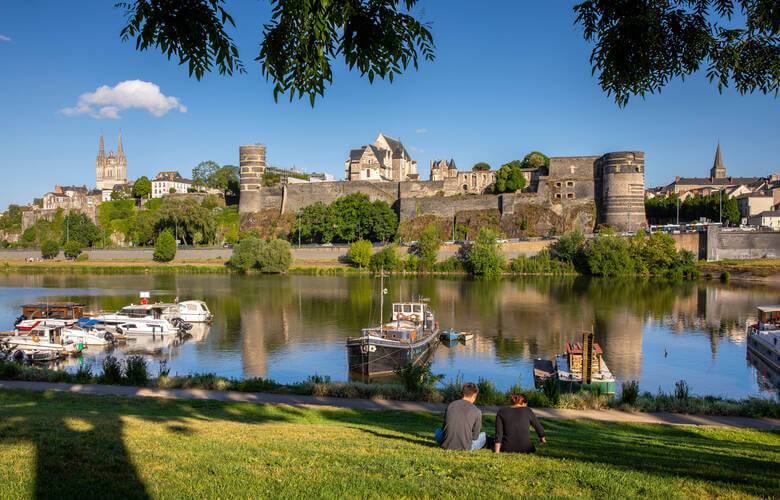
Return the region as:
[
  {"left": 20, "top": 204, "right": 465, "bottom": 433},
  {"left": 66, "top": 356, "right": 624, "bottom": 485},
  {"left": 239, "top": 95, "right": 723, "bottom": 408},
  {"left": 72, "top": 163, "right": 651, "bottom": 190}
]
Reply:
[{"left": 494, "top": 393, "right": 546, "bottom": 454}]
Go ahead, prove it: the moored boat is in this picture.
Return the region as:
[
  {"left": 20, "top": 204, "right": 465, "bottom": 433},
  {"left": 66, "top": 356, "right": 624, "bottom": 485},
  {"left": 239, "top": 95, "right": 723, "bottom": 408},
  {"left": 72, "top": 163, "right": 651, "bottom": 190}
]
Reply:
[
  {"left": 14, "top": 302, "right": 85, "bottom": 331},
  {"left": 346, "top": 300, "right": 440, "bottom": 375},
  {"left": 746, "top": 306, "right": 780, "bottom": 388},
  {"left": 440, "top": 330, "right": 460, "bottom": 342},
  {"left": 533, "top": 331, "right": 615, "bottom": 395},
  {"left": 1, "top": 325, "right": 84, "bottom": 356}
]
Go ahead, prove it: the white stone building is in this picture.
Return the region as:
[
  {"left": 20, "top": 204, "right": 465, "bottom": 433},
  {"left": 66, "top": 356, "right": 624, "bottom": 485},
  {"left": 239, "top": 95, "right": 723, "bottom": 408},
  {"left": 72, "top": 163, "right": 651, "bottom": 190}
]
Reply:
[
  {"left": 345, "top": 133, "right": 419, "bottom": 181},
  {"left": 151, "top": 171, "right": 193, "bottom": 197}
]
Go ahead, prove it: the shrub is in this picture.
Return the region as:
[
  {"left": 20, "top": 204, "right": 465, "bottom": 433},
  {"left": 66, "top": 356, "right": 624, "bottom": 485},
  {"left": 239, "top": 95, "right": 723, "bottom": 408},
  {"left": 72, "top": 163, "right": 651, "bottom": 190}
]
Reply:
[
  {"left": 233, "top": 377, "right": 282, "bottom": 393},
  {"left": 435, "top": 256, "right": 465, "bottom": 273},
  {"left": 125, "top": 356, "right": 148, "bottom": 386},
  {"left": 369, "top": 244, "right": 400, "bottom": 271},
  {"left": 99, "top": 356, "right": 123, "bottom": 385},
  {"left": 621, "top": 380, "right": 639, "bottom": 406},
  {"left": 348, "top": 239, "right": 372, "bottom": 268},
  {"left": 584, "top": 234, "right": 634, "bottom": 276},
  {"left": 393, "top": 362, "right": 443, "bottom": 396},
  {"left": 440, "top": 373, "right": 464, "bottom": 402},
  {"left": 40, "top": 240, "right": 59, "bottom": 259},
  {"left": 476, "top": 377, "right": 505, "bottom": 406},
  {"left": 256, "top": 238, "right": 292, "bottom": 273},
  {"left": 720, "top": 271, "right": 730, "bottom": 283},
  {"left": 416, "top": 225, "right": 441, "bottom": 270},
  {"left": 403, "top": 254, "right": 419, "bottom": 272},
  {"left": 153, "top": 230, "right": 177, "bottom": 262},
  {"left": 158, "top": 359, "right": 171, "bottom": 378},
  {"left": 74, "top": 362, "right": 93, "bottom": 384},
  {"left": 229, "top": 236, "right": 261, "bottom": 271},
  {"left": 467, "top": 227, "right": 504, "bottom": 278},
  {"left": 76, "top": 253, "right": 89, "bottom": 262},
  {"left": 674, "top": 379, "right": 690, "bottom": 400},
  {"left": 541, "top": 377, "right": 561, "bottom": 405},
  {"left": 551, "top": 231, "right": 585, "bottom": 267},
  {"left": 63, "top": 240, "right": 82, "bottom": 260}
]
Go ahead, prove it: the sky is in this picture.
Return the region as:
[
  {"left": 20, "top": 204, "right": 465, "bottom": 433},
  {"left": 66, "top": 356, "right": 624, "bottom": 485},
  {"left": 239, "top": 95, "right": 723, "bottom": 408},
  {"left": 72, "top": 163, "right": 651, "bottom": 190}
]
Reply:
[{"left": 0, "top": 1, "right": 778, "bottom": 209}]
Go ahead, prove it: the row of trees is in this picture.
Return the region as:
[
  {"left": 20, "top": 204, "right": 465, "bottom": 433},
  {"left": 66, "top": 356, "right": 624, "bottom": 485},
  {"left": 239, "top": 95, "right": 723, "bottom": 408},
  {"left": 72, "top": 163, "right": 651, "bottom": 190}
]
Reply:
[
  {"left": 645, "top": 193, "right": 740, "bottom": 225},
  {"left": 292, "top": 193, "right": 397, "bottom": 244}
]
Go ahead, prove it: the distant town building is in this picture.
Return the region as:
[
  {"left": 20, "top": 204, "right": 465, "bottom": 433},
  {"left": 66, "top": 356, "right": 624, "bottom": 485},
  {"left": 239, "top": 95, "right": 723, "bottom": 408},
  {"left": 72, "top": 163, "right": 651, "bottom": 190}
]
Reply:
[
  {"left": 95, "top": 133, "right": 128, "bottom": 191},
  {"left": 429, "top": 159, "right": 457, "bottom": 181},
  {"left": 736, "top": 192, "right": 775, "bottom": 218},
  {"left": 345, "top": 133, "right": 419, "bottom": 181},
  {"left": 151, "top": 171, "right": 193, "bottom": 197},
  {"left": 41, "top": 185, "right": 102, "bottom": 211},
  {"left": 748, "top": 210, "right": 780, "bottom": 229},
  {"left": 430, "top": 158, "right": 502, "bottom": 194}
]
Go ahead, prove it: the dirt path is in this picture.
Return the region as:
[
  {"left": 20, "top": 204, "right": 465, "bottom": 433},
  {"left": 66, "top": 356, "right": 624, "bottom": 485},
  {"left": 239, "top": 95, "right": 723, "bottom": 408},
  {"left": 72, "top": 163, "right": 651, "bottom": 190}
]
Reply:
[{"left": 1, "top": 380, "right": 778, "bottom": 430}]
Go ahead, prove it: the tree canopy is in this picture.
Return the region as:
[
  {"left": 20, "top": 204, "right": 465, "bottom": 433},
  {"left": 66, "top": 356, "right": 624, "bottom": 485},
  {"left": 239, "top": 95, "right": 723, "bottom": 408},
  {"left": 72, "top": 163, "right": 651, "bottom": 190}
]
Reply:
[
  {"left": 132, "top": 176, "right": 152, "bottom": 199},
  {"left": 472, "top": 162, "right": 491, "bottom": 172},
  {"left": 293, "top": 193, "right": 397, "bottom": 243},
  {"left": 521, "top": 151, "right": 550, "bottom": 171},
  {"left": 117, "top": 0, "right": 777, "bottom": 105},
  {"left": 492, "top": 162, "right": 527, "bottom": 194},
  {"left": 193, "top": 161, "right": 240, "bottom": 197}
]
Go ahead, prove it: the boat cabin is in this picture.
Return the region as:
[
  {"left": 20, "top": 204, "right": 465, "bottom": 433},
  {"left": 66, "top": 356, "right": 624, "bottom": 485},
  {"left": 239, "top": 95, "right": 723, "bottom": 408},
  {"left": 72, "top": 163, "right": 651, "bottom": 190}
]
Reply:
[
  {"left": 392, "top": 302, "right": 427, "bottom": 323},
  {"left": 22, "top": 302, "right": 83, "bottom": 320},
  {"left": 757, "top": 306, "right": 780, "bottom": 329},
  {"left": 118, "top": 304, "right": 169, "bottom": 319},
  {"left": 566, "top": 342, "right": 603, "bottom": 376},
  {"left": 29, "top": 325, "right": 64, "bottom": 344}
]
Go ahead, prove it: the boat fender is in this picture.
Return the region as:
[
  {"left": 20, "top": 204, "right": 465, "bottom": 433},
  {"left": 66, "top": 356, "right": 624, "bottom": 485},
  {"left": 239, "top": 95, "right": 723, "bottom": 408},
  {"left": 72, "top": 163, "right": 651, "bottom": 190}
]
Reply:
[
  {"left": 410, "top": 314, "right": 419, "bottom": 322},
  {"left": 31, "top": 335, "right": 39, "bottom": 343},
  {"left": 12, "top": 350, "right": 25, "bottom": 362},
  {"left": 369, "top": 345, "right": 376, "bottom": 352},
  {"left": 104, "top": 332, "right": 115, "bottom": 342}
]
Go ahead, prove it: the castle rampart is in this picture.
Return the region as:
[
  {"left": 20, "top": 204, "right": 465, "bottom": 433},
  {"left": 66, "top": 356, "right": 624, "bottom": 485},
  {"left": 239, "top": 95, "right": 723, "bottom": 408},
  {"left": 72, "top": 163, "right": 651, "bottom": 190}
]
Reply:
[
  {"left": 238, "top": 144, "right": 266, "bottom": 214},
  {"left": 238, "top": 145, "right": 647, "bottom": 234}
]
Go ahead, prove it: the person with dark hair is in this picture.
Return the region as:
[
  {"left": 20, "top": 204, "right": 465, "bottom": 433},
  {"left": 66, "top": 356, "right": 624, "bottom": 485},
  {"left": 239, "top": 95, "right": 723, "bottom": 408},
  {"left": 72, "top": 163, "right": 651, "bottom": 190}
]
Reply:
[
  {"left": 494, "top": 393, "right": 546, "bottom": 454},
  {"left": 434, "top": 382, "right": 487, "bottom": 451}
]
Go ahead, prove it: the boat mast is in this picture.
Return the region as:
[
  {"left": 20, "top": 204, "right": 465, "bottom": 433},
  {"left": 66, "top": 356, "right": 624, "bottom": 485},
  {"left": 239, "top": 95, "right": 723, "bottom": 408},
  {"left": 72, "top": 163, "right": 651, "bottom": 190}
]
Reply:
[{"left": 379, "top": 266, "right": 384, "bottom": 328}]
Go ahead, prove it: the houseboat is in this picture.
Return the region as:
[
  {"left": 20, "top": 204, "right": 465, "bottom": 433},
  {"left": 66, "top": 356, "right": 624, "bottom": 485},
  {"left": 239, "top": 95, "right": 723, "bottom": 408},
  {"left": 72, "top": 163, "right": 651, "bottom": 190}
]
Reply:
[
  {"left": 746, "top": 306, "right": 780, "bottom": 388},
  {"left": 346, "top": 301, "right": 440, "bottom": 375},
  {"left": 533, "top": 333, "right": 616, "bottom": 395},
  {"left": 93, "top": 303, "right": 191, "bottom": 333},
  {"left": 14, "top": 302, "right": 84, "bottom": 330}
]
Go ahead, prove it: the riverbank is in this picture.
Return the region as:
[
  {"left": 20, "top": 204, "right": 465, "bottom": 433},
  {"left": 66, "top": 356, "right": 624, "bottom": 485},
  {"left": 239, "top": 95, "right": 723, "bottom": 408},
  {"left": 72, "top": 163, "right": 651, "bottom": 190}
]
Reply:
[
  {"left": 697, "top": 258, "right": 780, "bottom": 282},
  {"left": 1, "top": 389, "right": 777, "bottom": 499},
  {"left": 1, "top": 359, "right": 777, "bottom": 419}
]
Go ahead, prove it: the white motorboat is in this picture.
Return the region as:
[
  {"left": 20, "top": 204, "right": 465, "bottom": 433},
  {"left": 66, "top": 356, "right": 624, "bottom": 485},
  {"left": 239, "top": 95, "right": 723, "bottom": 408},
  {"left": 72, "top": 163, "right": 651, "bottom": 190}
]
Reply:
[
  {"left": 94, "top": 304, "right": 190, "bottom": 333},
  {"left": 62, "top": 320, "right": 116, "bottom": 346},
  {"left": 1, "top": 325, "right": 84, "bottom": 356},
  {"left": 165, "top": 300, "right": 213, "bottom": 323}
]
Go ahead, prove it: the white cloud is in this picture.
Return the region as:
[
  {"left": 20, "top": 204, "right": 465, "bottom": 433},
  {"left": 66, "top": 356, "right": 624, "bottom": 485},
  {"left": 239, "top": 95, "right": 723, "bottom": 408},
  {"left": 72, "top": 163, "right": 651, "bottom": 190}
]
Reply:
[
  {"left": 60, "top": 80, "right": 187, "bottom": 119},
  {"left": 0, "top": 35, "right": 11, "bottom": 42},
  {"left": 409, "top": 145, "right": 425, "bottom": 154},
  {"left": 415, "top": 128, "right": 428, "bottom": 134}
]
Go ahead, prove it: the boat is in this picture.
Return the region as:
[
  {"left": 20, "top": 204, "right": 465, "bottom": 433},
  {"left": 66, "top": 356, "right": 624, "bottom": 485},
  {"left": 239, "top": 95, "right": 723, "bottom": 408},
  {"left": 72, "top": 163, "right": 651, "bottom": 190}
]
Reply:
[
  {"left": 440, "top": 330, "right": 460, "bottom": 342},
  {"left": 346, "top": 273, "right": 439, "bottom": 375},
  {"left": 93, "top": 303, "right": 190, "bottom": 333},
  {"left": 1, "top": 325, "right": 84, "bottom": 356},
  {"left": 14, "top": 302, "right": 85, "bottom": 330},
  {"left": 61, "top": 319, "right": 117, "bottom": 346},
  {"left": 746, "top": 306, "right": 780, "bottom": 389},
  {"left": 459, "top": 332, "right": 474, "bottom": 341},
  {"left": 164, "top": 300, "right": 213, "bottom": 323},
  {"left": 533, "top": 331, "right": 616, "bottom": 395}
]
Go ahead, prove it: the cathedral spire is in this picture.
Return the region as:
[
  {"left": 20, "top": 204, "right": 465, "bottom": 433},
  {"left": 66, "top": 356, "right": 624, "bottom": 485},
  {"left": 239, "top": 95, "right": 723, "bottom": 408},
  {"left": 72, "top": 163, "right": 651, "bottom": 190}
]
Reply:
[
  {"left": 97, "top": 132, "right": 106, "bottom": 162},
  {"left": 710, "top": 141, "right": 726, "bottom": 179},
  {"left": 117, "top": 131, "right": 124, "bottom": 157}
]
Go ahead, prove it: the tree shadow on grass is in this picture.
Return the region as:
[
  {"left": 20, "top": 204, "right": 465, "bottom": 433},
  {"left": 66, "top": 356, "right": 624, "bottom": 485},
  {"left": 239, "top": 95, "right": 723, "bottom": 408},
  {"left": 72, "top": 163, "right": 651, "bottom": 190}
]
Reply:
[{"left": 535, "top": 419, "right": 780, "bottom": 497}]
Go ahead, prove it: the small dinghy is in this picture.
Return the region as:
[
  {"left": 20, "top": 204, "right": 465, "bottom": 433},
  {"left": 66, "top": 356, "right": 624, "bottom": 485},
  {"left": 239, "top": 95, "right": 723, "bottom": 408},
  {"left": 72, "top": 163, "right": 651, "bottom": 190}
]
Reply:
[
  {"left": 459, "top": 332, "right": 474, "bottom": 341},
  {"left": 440, "top": 330, "right": 460, "bottom": 342}
]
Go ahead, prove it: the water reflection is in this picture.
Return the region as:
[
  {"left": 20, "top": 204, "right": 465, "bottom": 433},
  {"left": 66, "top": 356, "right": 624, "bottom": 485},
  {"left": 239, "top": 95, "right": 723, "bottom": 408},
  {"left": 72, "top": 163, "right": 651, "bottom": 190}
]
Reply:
[{"left": 0, "top": 272, "right": 777, "bottom": 398}]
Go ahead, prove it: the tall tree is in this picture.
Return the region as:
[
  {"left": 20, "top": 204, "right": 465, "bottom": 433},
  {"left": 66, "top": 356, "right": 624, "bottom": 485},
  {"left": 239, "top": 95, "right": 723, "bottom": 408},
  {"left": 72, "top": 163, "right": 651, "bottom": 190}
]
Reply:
[
  {"left": 117, "top": 0, "right": 778, "bottom": 105},
  {"left": 132, "top": 176, "right": 152, "bottom": 199}
]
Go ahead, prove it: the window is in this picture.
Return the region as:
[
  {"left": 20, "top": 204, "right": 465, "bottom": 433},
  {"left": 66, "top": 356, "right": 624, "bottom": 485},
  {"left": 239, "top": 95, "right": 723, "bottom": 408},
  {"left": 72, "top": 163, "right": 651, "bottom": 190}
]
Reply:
[
  {"left": 393, "top": 305, "right": 401, "bottom": 312},
  {"left": 567, "top": 193, "right": 575, "bottom": 199},
  {"left": 413, "top": 305, "right": 421, "bottom": 313},
  {"left": 403, "top": 305, "right": 412, "bottom": 313},
  {"left": 555, "top": 193, "right": 562, "bottom": 199},
  {"left": 555, "top": 182, "right": 562, "bottom": 188},
  {"left": 566, "top": 181, "right": 574, "bottom": 187}
]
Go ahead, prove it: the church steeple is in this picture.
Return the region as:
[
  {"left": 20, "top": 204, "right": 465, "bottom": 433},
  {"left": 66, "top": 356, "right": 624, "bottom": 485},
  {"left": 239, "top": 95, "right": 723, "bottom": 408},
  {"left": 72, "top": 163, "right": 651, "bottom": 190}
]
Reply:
[
  {"left": 117, "top": 132, "right": 124, "bottom": 158},
  {"left": 710, "top": 141, "right": 726, "bottom": 179},
  {"left": 97, "top": 132, "right": 106, "bottom": 163}
]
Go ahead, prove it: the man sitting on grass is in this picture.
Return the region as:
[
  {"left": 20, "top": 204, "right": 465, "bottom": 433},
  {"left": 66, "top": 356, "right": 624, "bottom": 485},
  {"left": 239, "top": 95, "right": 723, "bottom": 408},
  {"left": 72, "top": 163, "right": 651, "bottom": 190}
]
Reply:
[{"left": 435, "top": 382, "right": 487, "bottom": 451}]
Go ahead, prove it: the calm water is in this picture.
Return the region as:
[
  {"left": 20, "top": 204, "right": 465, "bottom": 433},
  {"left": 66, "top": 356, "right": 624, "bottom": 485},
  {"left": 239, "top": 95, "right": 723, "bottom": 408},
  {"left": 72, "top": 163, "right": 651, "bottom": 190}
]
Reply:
[{"left": 0, "top": 272, "right": 777, "bottom": 399}]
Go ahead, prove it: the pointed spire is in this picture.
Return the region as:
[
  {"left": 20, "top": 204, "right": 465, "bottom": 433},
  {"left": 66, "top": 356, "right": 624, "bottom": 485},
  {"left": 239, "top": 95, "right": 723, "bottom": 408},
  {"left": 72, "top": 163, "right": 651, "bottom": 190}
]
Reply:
[
  {"left": 97, "top": 132, "right": 106, "bottom": 162},
  {"left": 710, "top": 141, "right": 726, "bottom": 178},
  {"left": 117, "top": 131, "right": 124, "bottom": 157}
]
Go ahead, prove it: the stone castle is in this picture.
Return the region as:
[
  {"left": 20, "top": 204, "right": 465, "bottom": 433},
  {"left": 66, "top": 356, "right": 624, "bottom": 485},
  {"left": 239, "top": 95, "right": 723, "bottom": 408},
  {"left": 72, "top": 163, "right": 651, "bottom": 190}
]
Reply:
[
  {"left": 239, "top": 135, "right": 647, "bottom": 235},
  {"left": 95, "top": 132, "right": 127, "bottom": 191}
]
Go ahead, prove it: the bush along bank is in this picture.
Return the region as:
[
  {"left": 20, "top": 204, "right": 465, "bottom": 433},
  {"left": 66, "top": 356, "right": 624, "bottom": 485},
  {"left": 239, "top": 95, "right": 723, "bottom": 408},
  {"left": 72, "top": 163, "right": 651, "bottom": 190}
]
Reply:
[{"left": 0, "top": 357, "right": 776, "bottom": 419}]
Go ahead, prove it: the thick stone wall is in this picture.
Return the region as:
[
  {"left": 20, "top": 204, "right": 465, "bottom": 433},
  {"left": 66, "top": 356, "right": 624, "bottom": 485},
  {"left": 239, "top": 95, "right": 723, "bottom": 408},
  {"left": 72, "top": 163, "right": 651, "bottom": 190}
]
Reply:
[
  {"left": 707, "top": 229, "right": 780, "bottom": 260},
  {"left": 596, "top": 151, "right": 647, "bottom": 232}
]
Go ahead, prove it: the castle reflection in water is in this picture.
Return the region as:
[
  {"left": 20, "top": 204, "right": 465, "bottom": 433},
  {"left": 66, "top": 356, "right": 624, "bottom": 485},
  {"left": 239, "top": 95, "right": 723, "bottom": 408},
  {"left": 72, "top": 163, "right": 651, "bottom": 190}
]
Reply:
[{"left": 0, "top": 273, "right": 776, "bottom": 397}]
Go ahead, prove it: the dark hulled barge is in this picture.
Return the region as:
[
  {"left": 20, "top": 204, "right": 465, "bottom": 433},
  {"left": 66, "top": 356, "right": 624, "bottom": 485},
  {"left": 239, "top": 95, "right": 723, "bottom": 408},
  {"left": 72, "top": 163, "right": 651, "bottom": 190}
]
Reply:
[{"left": 347, "top": 301, "right": 439, "bottom": 375}]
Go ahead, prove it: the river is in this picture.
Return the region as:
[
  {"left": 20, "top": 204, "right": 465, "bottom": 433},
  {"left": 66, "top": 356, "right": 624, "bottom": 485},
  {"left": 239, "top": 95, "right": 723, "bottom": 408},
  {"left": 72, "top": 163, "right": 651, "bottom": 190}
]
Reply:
[{"left": 0, "top": 272, "right": 777, "bottom": 399}]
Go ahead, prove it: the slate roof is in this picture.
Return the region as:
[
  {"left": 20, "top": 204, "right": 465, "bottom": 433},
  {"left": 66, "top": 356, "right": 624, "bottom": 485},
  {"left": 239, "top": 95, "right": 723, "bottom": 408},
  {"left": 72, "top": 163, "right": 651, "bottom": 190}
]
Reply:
[
  {"left": 380, "top": 133, "right": 410, "bottom": 160},
  {"left": 671, "top": 177, "right": 762, "bottom": 186}
]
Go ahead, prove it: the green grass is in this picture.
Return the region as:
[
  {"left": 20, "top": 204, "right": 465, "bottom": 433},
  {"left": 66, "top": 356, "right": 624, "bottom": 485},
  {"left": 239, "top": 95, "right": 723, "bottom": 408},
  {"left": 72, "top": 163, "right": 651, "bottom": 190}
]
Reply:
[{"left": 0, "top": 390, "right": 777, "bottom": 499}]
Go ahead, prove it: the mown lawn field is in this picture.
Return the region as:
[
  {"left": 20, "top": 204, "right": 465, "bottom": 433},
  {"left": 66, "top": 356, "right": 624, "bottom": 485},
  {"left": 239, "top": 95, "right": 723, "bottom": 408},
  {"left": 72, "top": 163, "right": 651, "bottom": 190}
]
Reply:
[{"left": 0, "top": 389, "right": 777, "bottom": 499}]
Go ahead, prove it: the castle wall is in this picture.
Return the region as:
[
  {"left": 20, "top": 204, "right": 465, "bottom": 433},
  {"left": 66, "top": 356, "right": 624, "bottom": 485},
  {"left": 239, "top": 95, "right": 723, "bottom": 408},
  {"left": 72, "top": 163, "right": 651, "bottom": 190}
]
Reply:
[{"left": 238, "top": 144, "right": 266, "bottom": 214}]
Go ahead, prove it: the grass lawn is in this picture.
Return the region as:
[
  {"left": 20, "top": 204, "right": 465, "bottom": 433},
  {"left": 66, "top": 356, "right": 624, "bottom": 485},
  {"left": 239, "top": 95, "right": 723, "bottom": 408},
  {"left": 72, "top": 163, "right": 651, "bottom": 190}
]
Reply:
[{"left": 0, "top": 390, "right": 778, "bottom": 499}]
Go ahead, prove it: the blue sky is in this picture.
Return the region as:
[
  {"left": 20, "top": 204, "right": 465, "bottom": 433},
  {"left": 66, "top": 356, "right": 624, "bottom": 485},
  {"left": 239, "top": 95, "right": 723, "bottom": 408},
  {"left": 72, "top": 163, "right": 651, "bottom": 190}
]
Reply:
[{"left": 0, "top": 1, "right": 778, "bottom": 209}]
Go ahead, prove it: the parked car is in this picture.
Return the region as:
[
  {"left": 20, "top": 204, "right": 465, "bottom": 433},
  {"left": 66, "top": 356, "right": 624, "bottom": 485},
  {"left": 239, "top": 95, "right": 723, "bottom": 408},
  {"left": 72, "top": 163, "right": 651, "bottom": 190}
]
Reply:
[
  {"left": 321, "top": 242, "right": 334, "bottom": 247},
  {"left": 496, "top": 238, "right": 509, "bottom": 243}
]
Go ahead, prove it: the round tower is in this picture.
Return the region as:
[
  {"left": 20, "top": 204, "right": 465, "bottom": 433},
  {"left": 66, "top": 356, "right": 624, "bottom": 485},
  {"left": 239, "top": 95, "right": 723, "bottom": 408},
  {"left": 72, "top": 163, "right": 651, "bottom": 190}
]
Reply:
[
  {"left": 238, "top": 144, "right": 266, "bottom": 213},
  {"left": 598, "top": 151, "right": 647, "bottom": 232}
]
